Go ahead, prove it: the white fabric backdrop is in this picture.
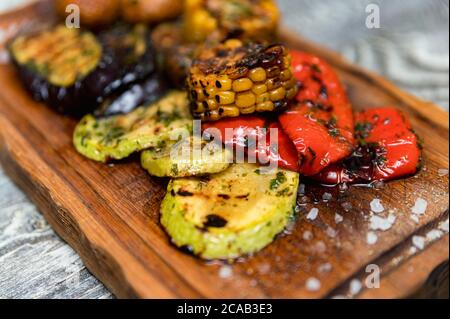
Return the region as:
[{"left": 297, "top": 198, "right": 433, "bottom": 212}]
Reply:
[{"left": 0, "top": 0, "right": 448, "bottom": 298}]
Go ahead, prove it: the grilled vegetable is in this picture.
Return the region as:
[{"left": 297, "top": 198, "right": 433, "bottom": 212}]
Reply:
[
  {"left": 141, "top": 136, "right": 233, "bottom": 178},
  {"left": 9, "top": 24, "right": 157, "bottom": 115},
  {"left": 74, "top": 91, "right": 192, "bottom": 162},
  {"left": 55, "top": 0, "right": 120, "bottom": 28},
  {"left": 313, "top": 108, "right": 422, "bottom": 184},
  {"left": 188, "top": 40, "right": 298, "bottom": 121},
  {"left": 121, "top": 0, "right": 183, "bottom": 24},
  {"left": 202, "top": 115, "right": 301, "bottom": 172},
  {"left": 184, "top": 0, "right": 280, "bottom": 43},
  {"left": 278, "top": 51, "right": 355, "bottom": 176},
  {"left": 151, "top": 22, "right": 197, "bottom": 88},
  {"left": 161, "top": 163, "right": 299, "bottom": 260}
]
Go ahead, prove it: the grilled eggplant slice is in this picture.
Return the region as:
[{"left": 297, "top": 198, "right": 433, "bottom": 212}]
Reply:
[
  {"left": 9, "top": 24, "right": 157, "bottom": 115},
  {"left": 141, "top": 136, "right": 232, "bottom": 178},
  {"left": 74, "top": 91, "right": 192, "bottom": 162},
  {"left": 161, "top": 163, "right": 299, "bottom": 260}
]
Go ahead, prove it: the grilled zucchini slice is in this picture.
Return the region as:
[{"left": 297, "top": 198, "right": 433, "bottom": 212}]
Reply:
[
  {"left": 141, "top": 136, "right": 233, "bottom": 178},
  {"left": 74, "top": 91, "right": 192, "bottom": 162},
  {"left": 161, "top": 163, "right": 299, "bottom": 260}
]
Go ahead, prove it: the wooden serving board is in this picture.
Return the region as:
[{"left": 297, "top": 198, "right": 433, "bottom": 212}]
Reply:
[{"left": 0, "top": 1, "right": 448, "bottom": 299}]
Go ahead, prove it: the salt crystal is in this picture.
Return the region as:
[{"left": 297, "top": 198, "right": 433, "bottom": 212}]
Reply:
[
  {"left": 370, "top": 198, "right": 384, "bottom": 213},
  {"left": 411, "top": 198, "right": 427, "bottom": 216},
  {"left": 412, "top": 236, "right": 426, "bottom": 250},
  {"left": 307, "top": 208, "right": 319, "bottom": 221},
  {"left": 315, "top": 241, "right": 327, "bottom": 253},
  {"left": 367, "top": 232, "right": 378, "bottom": 245},
  {"left": 349, "top": 279, "right": 363, "bottom": 296},
  {"left": 369, "top": 214, "right": 396, "bottom": 231},
  {"left": 303, "top": 230, "right": 313, "bottom": 241},
  {"left": 341, "top": 202, "right": 353, "bottom": 212},
  {"left": 306, "top": 277, "right": 321, "bottom": 291},
  {"left": 439, "top": 218, "right": 449, "bottom": 232},
  {"left": 426, "top": 229, "right": 443, "bottom": 242},
  {"left": 218, "top": 265, "right": 233, "bottom": 279},
  {"left": 438, "top": 168, "right": 449, "bottom": 177},
  {"left": 326, "top": 227, "right": 337, "bottom": 238},
  {"left": 257, "top": 263, "right": 271, "bottom": 275},
  {"left": 322, "top": 192, "right": 333, "bottom": 202},
  {"left": 408, "top": 246, "right": 418, "bottom": 255},
  {"left": 410, "top": 215, "right": 420, "bottom": 224},
  {"left": 335, "top": 213, "right": 344, "bottom": 224},
  {"left": 317, "top": 263, "right": 333, "bottom": 273}
]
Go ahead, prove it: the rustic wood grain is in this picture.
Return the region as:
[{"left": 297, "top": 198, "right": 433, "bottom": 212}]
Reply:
[{"left": 0, "top": 3, "right": 448, "bottom": 299}]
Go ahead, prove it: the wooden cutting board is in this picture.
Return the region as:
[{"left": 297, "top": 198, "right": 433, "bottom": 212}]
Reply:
[{"left": 0, "top": 1, "right": 448, "bottom": 299}]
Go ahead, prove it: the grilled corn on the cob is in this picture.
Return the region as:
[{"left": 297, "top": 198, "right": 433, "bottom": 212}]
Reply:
[
  {"left": 188, "top": 40, "right": 298, "bottom": 121},
  {"left": 184, "top": 0, "right": 280, "bottom": 43}
]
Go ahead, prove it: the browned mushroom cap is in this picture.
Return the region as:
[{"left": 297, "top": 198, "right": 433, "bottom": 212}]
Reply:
[{"left": 120, "top": 0, "right": 183, "bottom": 24}]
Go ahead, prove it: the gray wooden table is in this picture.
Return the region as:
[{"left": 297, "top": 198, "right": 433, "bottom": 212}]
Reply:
[{"left": 0, "top": 0, "right": 448, "bottom": 299}]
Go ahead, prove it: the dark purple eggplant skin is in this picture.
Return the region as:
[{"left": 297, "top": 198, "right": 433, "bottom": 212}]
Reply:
[
  {"left": 94, "top": 73, "right": 169, "bottom": 117},
  {"left": 9, "top": 24, "right": 158, "bottom": 117}
]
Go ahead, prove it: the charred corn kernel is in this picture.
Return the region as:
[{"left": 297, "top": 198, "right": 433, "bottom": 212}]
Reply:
[
  {"left": 183, "top": 0, "right": 280, "bottom": 43},
  {"left": 249, "top": 67, "right": 267, "bottom": 82},
  {"left": 267, "top": 78, "right": 282, "bottom": 91},
  {"left": 188, "top": 41, "right": 297, "bottom": 121},
  {"left": 256, "top": 101, "right": 274, "bottom": 112},
  {"left": 215, "top": 76, "right": 232, "bottom": 91},
  {"left": 269, "top": 87, "right": 286, "bottom": 101},
  {"left": 232, "top": 78, "right": 253, "bottom": 92},
  {"left": 252, "top": 84, "right": 267, "bottom": 95},
  {"left": 215, "top": 91, "right": 236, "bottom": 105},
  {"left": 236, "top": 92, "right": 256, "bottom": 108},
  {"left": 256, "top": 92, "right": 270, "bottom": 104}
]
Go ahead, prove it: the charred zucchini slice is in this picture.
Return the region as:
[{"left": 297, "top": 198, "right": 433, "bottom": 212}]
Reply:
[
  {"left": 74, "top": 91, "right": 192, "bottom": 162},
  {"left": 161, "top": 163, "right": 299, "bottom": 260},
  {"left": 141, "top": 136, "right": 233, "bottom": 178},
  {"left": 9, "top": 24, "right": 157, "bottom": 115}
]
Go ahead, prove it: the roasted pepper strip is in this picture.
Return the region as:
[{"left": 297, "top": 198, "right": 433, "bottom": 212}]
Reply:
[
  {"left": 278, "top": 51, "right": 355, "bottom": 176},
  {"left": 202, "top": 115, "right": 300, "bottom": 171},
  {"left": 313, "top": 107, "right": 422, "bottom": 184}
]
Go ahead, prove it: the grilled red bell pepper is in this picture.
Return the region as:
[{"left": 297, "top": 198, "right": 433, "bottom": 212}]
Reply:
[
  {"left": 313, "top": 107, "right": 422, "bottom": 184},
  {"left": 202, "top": 116, "right": 300, "bottom": 171},
  {"left": 278, "top": 51, "right": 355, "bottom": 176}
]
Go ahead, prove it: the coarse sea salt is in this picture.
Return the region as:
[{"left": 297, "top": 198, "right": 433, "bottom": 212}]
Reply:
[
  {"left": 426, "top": 229, "right": 443, "bottom": 241},
  {"left": 322, "top": 192, "right": 333, "bottom": 202},
  {"left": 349, "top": 279, "right": 363, "bottom": 296},
  {"left": 307, "top": 208, "right": 319, "bottom": 221},
  {"left": 438, "top": 168, "right": 449, "bottom": 177},
  {"left": 367, "top": 232, "right": 378, "bottom": 245},
  {"left": 341, "top": 202, "right": 353, "bottom": 212},
  {"left": 410, "top": 215, "right": 420, "bottom": 224},
  {"left": 218, "top": 265, "right": 233, "bottom": 279},
  {"left": 306, "top": 277, "right": 321, "bottom": 292},
  {"left": 439, "top": 218, "right": 449, "bottom": 232},
  {"left": 317, "top": 263, "right": 333, "bottom": 273},
  {"left": 411, "top": 198, "right": 427, "bottom": 215},
  {"left": 335, "top": 213, "right": 344, "bottom": 224},
  {"left": 303, "top": 230, "right": 313, "bottom": 241},
  {"left": 326, "top": 227, "right": 337, "bottom": 238},
  {"left": 370, "top": 199, "right": 384, "bottom": 213},
  {"left": 412, "top": 236, "right": 426, "bottom": 250},
  {"left": 369, "top": 214, "right": 396, "bottom": 231}
]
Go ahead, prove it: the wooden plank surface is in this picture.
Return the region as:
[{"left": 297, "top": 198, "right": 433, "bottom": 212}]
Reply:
[{"left": 0, "top": 3, "right": 448, "bottom": 299}]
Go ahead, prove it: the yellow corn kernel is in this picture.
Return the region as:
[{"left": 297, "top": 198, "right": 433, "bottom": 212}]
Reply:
[
  {"left": 280, "top": 69, "right": 292, "bottom": 81},
  {"left": 236, "top": 92, "right": 256, "bottom": 108},
  {"left": 269, "top": 87, "right": 286, "bottom": 101},
  {"left": 195, "top": 88, "right": 206, "bottom": 102},
  {"left": 215, "top": 76, "right": 232, "bottom": 91},
  {"left": 221, "top": 106, "right": 240, "bottom": 117},
  {"left": 249, "top": 67, "right": 267, "bottom": 82},
  {"left": 256, "top": 92, "right": 270, "bottom": 104},
  {"left": 284, "top": 78, "right": 297, "bottom": 90},
  {"left": 252, "top": 84, "right": 267, "bottom": 95},
  {"left": 215, "top": 91, "right": 236, "bottom": 105},
  {"left": 266, "top": 78, "right": 282, "bottom": 91},
  {"left": 267, "top": 66, "right": 281, "bottom": 78},
  {"left": 206, "top": 98, "right": 219, "bottom": 110},
  {"left": 240, "top": 106, "right": 256, "bottom": 114},
  {"left": 232, "top": 78, "right": 253, "bottom": 92},
  {"left": 224, "top": 39, "right": 243, "bottom": 50},
  {"left": 196, "top": 102, "right": 207, "bottom": 112},
  {"left": 256, "top": 101, "right": 275, "bottom": 112}
]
